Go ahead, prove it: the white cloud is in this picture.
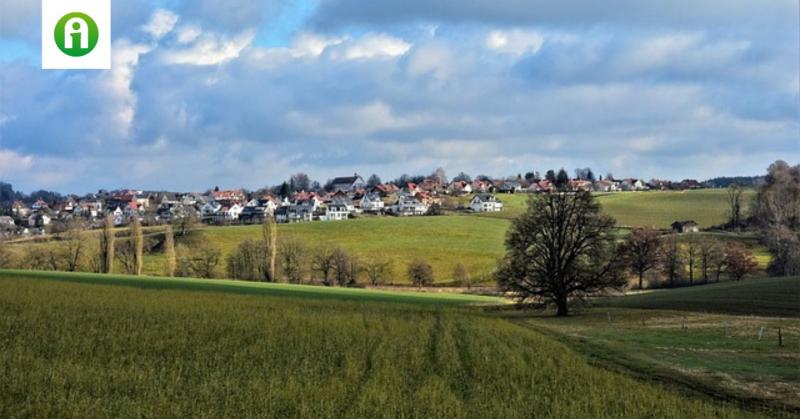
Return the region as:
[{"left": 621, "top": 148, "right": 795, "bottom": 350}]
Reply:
[
  {"left": 407, "top": 43, "right": 456, "bottom": 79},
  {"left": 288, "top": 101, "right": 427, "bottom": 136},
  {"left": 101, "top": 40, "right": 155, "bottom": 139},
  {"left": 628, "top": 136, "right": 661, "bottom": 152},
  {"left": 142, "top": 9, "right": 179, "bottom": 39},
  {"left": 176, "top": 25, "right": 202, "bottom": 44},
  {"left": 332, "top": 33, "right": 411, "bottom": 60},
  {"left": 617, "top": 32, "right": 750, "bottom": 75},
  {"left": 486, "top": 29, "right": 544, "bottom": 56},
  {"left": 161, "top": 30, "right": 255, "bottom": 65},
  {"left": 290, "top": 33, "right": 346, "bottom": 57},
  {"left": 0, "top": 150, "right": 33, "bottom": 176}
]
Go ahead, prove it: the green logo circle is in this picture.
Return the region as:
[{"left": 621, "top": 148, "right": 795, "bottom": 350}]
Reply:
[{"left": 54, "top": 12, "right": 99, "bottom": 57}]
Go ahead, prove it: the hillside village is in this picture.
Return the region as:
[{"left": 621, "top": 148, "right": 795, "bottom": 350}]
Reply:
[{"left": 0, "top": 171, "right": 715, "bottom": 237}]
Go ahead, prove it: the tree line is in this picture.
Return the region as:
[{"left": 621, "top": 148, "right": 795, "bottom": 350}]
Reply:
[
  {"left": 0, "top": 213, "right": 450, "bottom": 289},
  {"left": 497, "top": 160, "right": 797, "bottom": 316}
]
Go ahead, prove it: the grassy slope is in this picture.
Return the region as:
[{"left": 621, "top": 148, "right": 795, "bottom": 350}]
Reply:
[
  {"left": 516, "top": 307, "right": 800, "bottom": 415},
  {"left": 0, "top": 269, "right": 504, "bottom": 306},
  {"left": 168, "top": 216, "right": 509, "bottom": 282},
  {"left": 515, "top": 278, "right": 800, "bottom": 414},
  {"left": 598, "top": 277, "right": 800, "bottom": 317},
  {"left": 0, "top": 274, "right": 750, "bottom": 418},
  {"left": 476, "top": 189, "right": 755, "bottom": 228}
]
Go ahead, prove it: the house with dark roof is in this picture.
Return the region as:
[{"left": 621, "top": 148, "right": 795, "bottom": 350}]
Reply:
[{"left": 330, "top": 174, "right": 366, "bottom": 193}]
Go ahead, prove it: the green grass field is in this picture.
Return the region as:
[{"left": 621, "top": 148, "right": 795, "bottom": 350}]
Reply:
[
  {"left": 0, "top": 271, "right": 753, "bottom": 418},
  {"left": 0, "top": 269, "right": 504, "bottom": 306},
  {"left": 189, "top": 216, "right": 508, "bottom": 283},
  {"left": 515, "top": 278, "right": 800, "bottom": 415},
  {"left": 477, "top": 189, "right": 755, "bottom": 228},
  {"left": 598, "top": 277, "right": 800, "bottom": 317}
]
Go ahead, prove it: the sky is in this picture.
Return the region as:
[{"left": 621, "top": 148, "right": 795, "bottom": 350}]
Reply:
[{"left": 0, "top": 0, "right": 798, "bottom": 194}]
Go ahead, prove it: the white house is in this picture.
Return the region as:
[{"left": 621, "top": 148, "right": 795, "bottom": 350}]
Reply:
[
  {"left": 593, "top": 180, "right": 619, "bottom": 192},
  {"left": 275, "top": 206, "right": 313, "bottom": 223},
  {"left": 112, "top": 207, "right": 125, "bottom": 226},
  {"left": 201, "top": 202, "right": 222, "bottom": 218},
  {"left": 295, "top": 196, "right": 321, "bottom": 213},
  {"left": 360, "top": 193, "right": 384, "bottom": 213},
  {"left": 470, "top": 193, "right": 503, "bottom": 212},
  {"left": 620, "top": 178, "right": 646, "bottom": 191},
  {"left": 448, "top": 181, "right": 472, "bottom": 195},
  {"left": 324, "top": 197, "right": 354, "bottom": 221},
  {"left": 213, "top": 203, "right": 243, "bottom": 222},
  {"left": 391, "top": 195, "right": 429, "bottom": 216}
]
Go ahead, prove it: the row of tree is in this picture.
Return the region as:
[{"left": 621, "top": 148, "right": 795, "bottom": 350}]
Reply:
[
  {"left": 620, "top": 227, "right": 757, "bottom": 289},
  {"left": 497, "top": 191, "right": 761, "bottom": 317},
  {"left": 0, "top": 210, "right": 461, "bottom": 288},
  {"left": 223, "top": 217, "right": 441, "bottom": 287},
  {"left": 0, "top": 215, "right": 155, "bottom": 276}
]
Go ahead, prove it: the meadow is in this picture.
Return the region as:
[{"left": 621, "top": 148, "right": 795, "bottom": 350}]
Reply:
[
  {"left": 596, "top": 276, "right": 800, "bottom": 317},
  {"left": 477, "top": 189, "right": 755, "bottom": 228},
  {"left": 0, "top": 271, "right": 754, "bottom": 418},
  {"left": 516, "top": 278, "right": 800, "bottom": 415}
]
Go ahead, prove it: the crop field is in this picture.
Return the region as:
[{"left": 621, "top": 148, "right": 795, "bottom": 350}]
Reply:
[
  {"left": 515, "top": 278, "right": 800, "bottom": 415},
  {"left": 474, "top": 189, "right": 755, "bottom": 228},
  {"left": 0, "top": 272, "right": 752, "bottom": 418},
  {"left": 0, "top": 269, "right": 504, "bottom": 306}
]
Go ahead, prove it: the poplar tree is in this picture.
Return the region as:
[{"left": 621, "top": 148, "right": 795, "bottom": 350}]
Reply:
[
  {"left": 163, "top": 225, "right": 176, "bottom": 277},
  {"left": 100, "top": 214, "right": 115, "bottom": 274},
  {"left": 262, "top": 214, "right": 277, "bottom": 282},
  {"left": 131, "top": 217, "right": 144, "bottom": 276}
]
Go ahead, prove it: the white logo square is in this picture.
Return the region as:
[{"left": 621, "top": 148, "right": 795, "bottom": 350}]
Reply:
[{"left": 42, "top": 0, "right": 111, "bottom": 69}]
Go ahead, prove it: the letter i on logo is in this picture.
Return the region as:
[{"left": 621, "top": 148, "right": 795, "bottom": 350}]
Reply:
[{"left": 42, "top": 0, "right": 111, "bottom": 69}]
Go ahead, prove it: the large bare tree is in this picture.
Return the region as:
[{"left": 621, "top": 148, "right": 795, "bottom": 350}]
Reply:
[
  {"left": 363, "top": 257, "right": 393, "bottom": 286},
  {"left": 658, "top": 234, "right": 683, "bottom": 287},
  {"left": 727, "top": 184, "right": 743, "bottom": 230},
  {"left": 278, "top": 237, "right": 306, "bottom": 283},
  {"left": 311, "top": 245, "right": 336, "bottom": 286},
  {"left": 752, "top": 161, "right": 800, "bottom": 276},
  {"left": 619, "top": 227, "right": 661, "bottom": 289},
  {"left": 698, "top": 238, "right": 722, "bottom": 283},
  {"left": 723, "top": 242, "right": 758, "bottom": 281},
  {"left": 61, "top": 218, "right": 87, "bottom": 272},
  {"left": 407, "top": 258, "right": 433, "bottom": 289},
  {"left": 496, "top": 192, "right": 625, "bottom": 316}
]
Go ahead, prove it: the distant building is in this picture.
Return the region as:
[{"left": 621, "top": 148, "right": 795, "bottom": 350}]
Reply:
[
  {"left": 671, "top": 220, "right": 700, "bottom": 233},
  {"left": 330, "top": 174, "right": 366, "bottom": 193},
  {"left": 470, "top": 193, "right": 503, "bottom": 212},
  {"left": 360, "top": 193, "right": 385, "bottom": 213}
]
